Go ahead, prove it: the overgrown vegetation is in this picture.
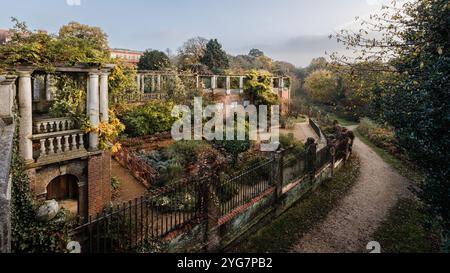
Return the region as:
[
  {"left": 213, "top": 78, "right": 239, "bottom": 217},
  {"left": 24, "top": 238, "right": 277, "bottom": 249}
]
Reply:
[
  {"left": 111, "top": 177, "right": 121, "bottom": 199},
  {"left": 353, "top": 128, "right": 423, "bottom": 184},
  {"left": 119, "top": 100, "right": 177, "bottom": 137},
  {"left": 355, "top": 117, "right": 425, "bottom": 186},
  {"left": 109, "top": 61, "right": 138, "bottom": 103},
  {"left": 358, "top": 118, "right": 401, "bottom": 158},
  {"left": 280, "top": 133, "right": 305, "bottom": 159},
  {"left": 244, "top": 70, "right": 279, "bottom": 106},
  {"left": 0, "top": 19, "right": 110, "bottom": 73},
  {"left": 11, "top": 121, "right": 69, "bottom": 253},
  {"left": 232, "top": 155, "right": 360, "bottom": 253},
  {"left": 48, "top": 74, "right": 87, "bottom": 125},
  {"left": 373, "top": 198, "right": 441, "bottom": 253}
]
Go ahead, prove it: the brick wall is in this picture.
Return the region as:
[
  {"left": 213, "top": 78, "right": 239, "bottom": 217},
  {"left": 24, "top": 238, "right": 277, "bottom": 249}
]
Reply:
[{"left": 87, "top": 151, "right": 111, "bottom": 216}]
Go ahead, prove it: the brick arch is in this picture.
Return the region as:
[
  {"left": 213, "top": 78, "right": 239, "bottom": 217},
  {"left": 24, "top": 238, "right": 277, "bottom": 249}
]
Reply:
[
  {"left": 33, "top": 161, "right": 87, "bottom": 198},
  {"left": 43, "top": 169, "right": 84, "bottom": 189},
  {"left": 46, "top": 174, "right": 79, "bottom": 201}
]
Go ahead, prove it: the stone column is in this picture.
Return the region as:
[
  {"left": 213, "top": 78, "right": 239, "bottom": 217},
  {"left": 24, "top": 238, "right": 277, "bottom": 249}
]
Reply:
[
  {"left": 32, "top": 76, "right": 40, "bottom": 102},
  {"left": 45, "top": 74, "right": 52, "bottom": 101},
  {"left": 18, "top": 71, "right": 34, "bottom": 163},
  {"left": 196, "top": 75, "right": 200, "bottom": 89},
  {"left": 151, "top": 75, "right": 155, "bottom": 92},
  {"left": 280, "top": 77, "right": 284, "bottom": 89},
  {"left": 156, "top": 74, "right": 161, "bottom": 91},
  {"left": 239, "top": 76, "right": 244, "bottom": 94},
  {"left": 88, "top": 72, "right": 100, "bottom": 150},
  {"left": 141, "top": 74, "right": 145, "bottom": 93},
  {"left": 226, "top": 76, "right": 231, "bottom": 95},
  {"left": 270, "top": 77, "right": 274, "bottom": 88},
  {"left": 136, "top": 74, "right": 141, "bottom": 93},
  {"left": 99, "top": 72, "right": 109, "bottom": 123},
  {"left": 211, "top": 76, "right": 216, "bottom": 90}
]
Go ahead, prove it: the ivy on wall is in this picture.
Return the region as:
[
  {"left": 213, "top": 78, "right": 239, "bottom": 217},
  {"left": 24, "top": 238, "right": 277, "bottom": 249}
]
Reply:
[{"left": 10, "top": 119, "right": 70, "bottom": 253}]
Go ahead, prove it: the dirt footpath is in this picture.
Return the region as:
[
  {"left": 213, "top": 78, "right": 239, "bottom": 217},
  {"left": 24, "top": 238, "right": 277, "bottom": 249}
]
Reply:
[{"left": 291, "top": 128, "right": 412, "bottom": 253}]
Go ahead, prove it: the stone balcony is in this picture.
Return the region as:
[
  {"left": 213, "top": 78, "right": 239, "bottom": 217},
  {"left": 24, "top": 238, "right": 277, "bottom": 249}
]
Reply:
[{"left": 29, "top": 117, "right": 88, "bottom": 168}]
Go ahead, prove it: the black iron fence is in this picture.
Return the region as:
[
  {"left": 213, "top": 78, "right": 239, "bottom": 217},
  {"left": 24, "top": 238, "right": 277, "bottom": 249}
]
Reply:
[
  {"left": 69, "top": 118, "right": 353, "bottom": 253},
  {"left": 216, "top": 159, "right": 274, "bottom": 217},
  {"left": 69, "top": 180, "right": 202, "bottom": 253}
]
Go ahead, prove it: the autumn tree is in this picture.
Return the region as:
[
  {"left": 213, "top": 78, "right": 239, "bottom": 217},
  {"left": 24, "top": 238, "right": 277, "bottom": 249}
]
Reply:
[
  {"left": 303, "top": 69, "right": 338, "bottom": 104},
  {"left": 57, "top": 21, "right": 110, "bottom": 63},
  {"left": 177, "top": 36, "right": 209, "bottom": 73}
]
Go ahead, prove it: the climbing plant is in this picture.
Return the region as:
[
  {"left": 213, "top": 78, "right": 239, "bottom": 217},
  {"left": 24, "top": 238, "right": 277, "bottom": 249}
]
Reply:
[
  {"left": 0, "top": 18, "right": 110, "bottom": 73},
  {"left": 10, "top": 119, "right": 70, "bottom": 253},
  {"left": 109, "top": 60, "right": 138, "bottom": 103},
  {"left": 49, "top": 75, "right": 87, "bottom": 124},
  {"left": 244, "top": 70, "right": 279, "bottom": 106}
]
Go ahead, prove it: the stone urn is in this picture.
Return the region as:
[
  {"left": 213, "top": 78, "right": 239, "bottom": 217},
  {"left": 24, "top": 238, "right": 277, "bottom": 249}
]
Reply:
[{"left": 36, "top": 200, "right": 60, "bottom": 222}]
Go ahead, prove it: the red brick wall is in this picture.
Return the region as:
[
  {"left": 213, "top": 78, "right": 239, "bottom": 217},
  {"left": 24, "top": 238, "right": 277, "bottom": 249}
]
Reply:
[{"left": 87, "top": 151, "right": 111, "bottom": 216}]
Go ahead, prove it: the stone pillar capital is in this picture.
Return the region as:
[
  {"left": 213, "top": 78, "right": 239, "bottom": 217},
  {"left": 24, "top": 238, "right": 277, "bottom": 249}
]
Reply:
[
  {"left": 100, "top": 72, "right": 110, "bottom": 78},
  {"left": 89, "top": 72, "right": 100, "bottom": 77},
  {"left": 18, "top": 71, "right": 32, "bottom": 78},
  {"left": 0, "top": 75, "right": 17, "bottom": 85}
]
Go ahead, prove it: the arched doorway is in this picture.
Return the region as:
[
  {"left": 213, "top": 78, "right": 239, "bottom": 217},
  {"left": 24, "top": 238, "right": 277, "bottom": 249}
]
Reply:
[{"left": 47, "top": 174, "right": 79, "bottom": 216}]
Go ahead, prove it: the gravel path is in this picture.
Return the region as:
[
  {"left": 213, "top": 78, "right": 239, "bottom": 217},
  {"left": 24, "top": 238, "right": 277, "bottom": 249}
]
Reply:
[
  {"left": 279, "top": 122, "right": 320, "bottom": 143},
  {"left": 290, "top": 127, "right": 412, "bottom": 253}
]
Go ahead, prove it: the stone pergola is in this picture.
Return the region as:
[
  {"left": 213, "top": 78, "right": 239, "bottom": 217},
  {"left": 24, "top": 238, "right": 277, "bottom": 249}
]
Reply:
[
  {"left": 11, "top": 64, "right": 114, "bottom": 165},
  {"left": 134, "top": 71, "right": 291, "bottom": 113},
  {"left": 136, "top": 71, "right": 290, "bottom": 95},
  {"left": 2, "top": 63, "right": 115, "bottom": 220}
]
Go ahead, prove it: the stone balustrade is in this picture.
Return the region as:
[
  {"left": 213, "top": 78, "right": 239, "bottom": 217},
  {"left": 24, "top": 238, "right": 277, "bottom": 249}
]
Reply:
[
  {"left": 32, "top": 130, "right": 86, "bottom": 160},
  {"left": 33, "top": 117, "right": 75, "bottom": 134}
]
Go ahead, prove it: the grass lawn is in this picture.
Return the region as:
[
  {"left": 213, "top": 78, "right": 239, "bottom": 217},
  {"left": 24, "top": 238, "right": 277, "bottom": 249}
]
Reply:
[
  {"left": 231, "top": 155, "right": 361, "bottom": 253},
  {"left": 353, "top": 128, "right": 424, "bottom": 184},
  {"left": 329, "top": 114, "right": 358, "bottom": 127},
  {"left": 373, "top": 198, "right": 441, "bottom": 253}
]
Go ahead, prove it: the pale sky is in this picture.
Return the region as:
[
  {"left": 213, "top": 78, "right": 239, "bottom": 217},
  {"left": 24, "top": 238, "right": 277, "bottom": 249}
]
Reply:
[{"left": 0, "top": 0, "right": 392, "bottom": 67}]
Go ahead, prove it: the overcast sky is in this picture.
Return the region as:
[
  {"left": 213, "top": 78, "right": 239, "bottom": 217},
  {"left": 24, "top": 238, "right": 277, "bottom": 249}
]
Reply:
[{"left": 0, "top": 0, "right": 392, "bottom": 67}]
